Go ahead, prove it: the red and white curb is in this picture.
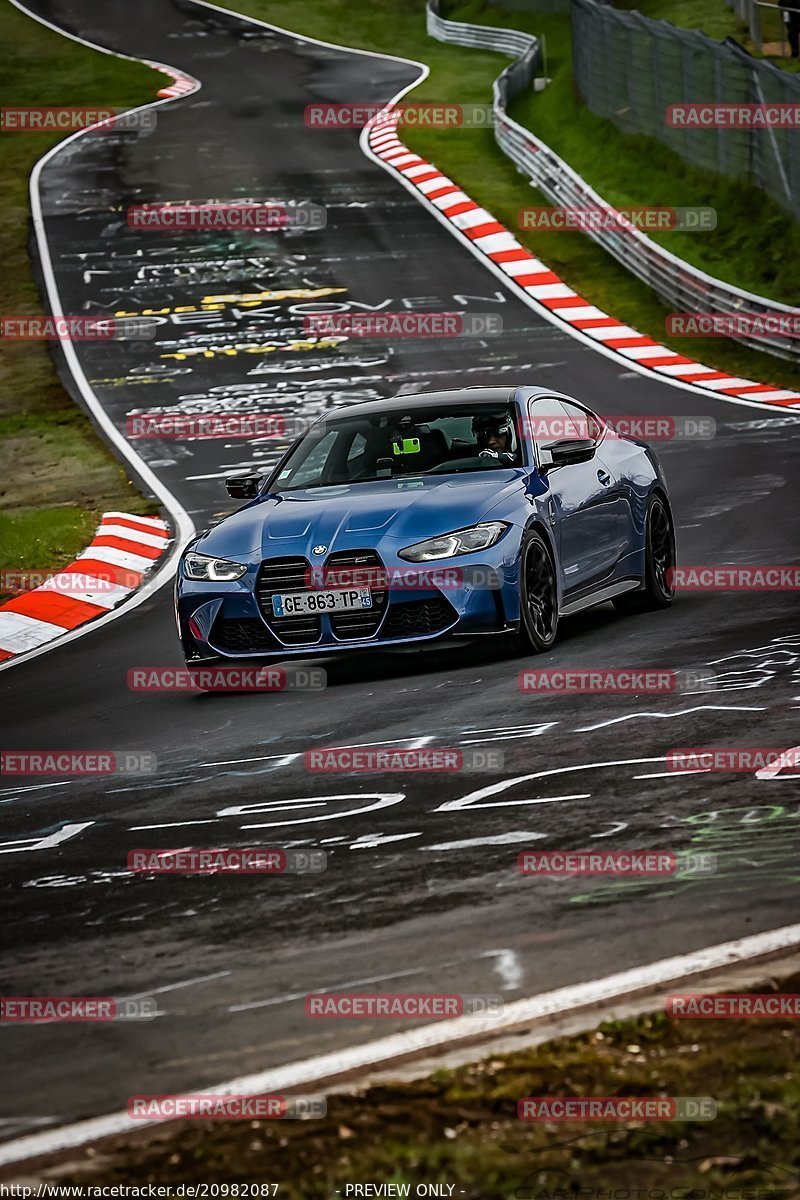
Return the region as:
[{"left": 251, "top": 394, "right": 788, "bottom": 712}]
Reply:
[
  {"left": 146, "top": 61, "right": 200, "bottom": 99},
  {"left": 0, "top": 513, "right": 170, "bottom": 662},
  {"left": 366, "top": 115, "right": 800, "bottom": 409}
]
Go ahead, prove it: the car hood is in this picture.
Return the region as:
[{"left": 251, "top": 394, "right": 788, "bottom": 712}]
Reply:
[{"left": 194, "top": 471, "right": 525, "bottom": 560}]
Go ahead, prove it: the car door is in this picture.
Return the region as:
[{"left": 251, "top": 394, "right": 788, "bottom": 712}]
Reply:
[
  {"left": 559, "top": 398, "right": 629, "bottom": 567},
  {"left": 528, "top": 396, "right": 623, "bottom": 593}
]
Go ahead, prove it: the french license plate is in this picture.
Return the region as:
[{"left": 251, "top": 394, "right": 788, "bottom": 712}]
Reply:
[{"left": 271, "top": 588, "right": 372, "bottom": 618}]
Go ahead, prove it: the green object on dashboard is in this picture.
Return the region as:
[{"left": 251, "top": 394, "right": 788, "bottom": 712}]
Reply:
[{"left": 392, "top": 436, "right": 421, "bottom": 455}]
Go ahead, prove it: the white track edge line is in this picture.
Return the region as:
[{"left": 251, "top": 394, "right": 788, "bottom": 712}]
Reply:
[
  {"left": 0, "top": 1, "right": 199, "bottom": 674},
  {"left": 1, "top": 921, "right": 798, "bottom": 1167},
  {"left": 0, "top": 0, "right": 436, "bottom": 673}
]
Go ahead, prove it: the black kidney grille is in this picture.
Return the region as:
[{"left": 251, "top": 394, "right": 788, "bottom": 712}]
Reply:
[
  {"left": 382, "top": 598, "right": 457, "bottom": 640},
  {"left": 259, "top": 556, "right": 311, "bottom": 591},
  {"left": 325, "top": 550, "right": 387, "bottom": 640},
  {"left": 256, "top": 556, "right": 321, "bottom": 646}
]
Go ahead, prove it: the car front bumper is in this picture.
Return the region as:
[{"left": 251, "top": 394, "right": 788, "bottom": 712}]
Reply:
[{"left": 176, "top": 542, "right": 521, "bottom": 662}]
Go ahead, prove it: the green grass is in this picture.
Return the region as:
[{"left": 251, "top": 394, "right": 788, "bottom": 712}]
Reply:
[
  {"left": 614, "top": 0, "right": 798, "bottom": 67},
  {"left": 0, "top": 505, "right": 96, "bottom": 571},
  {"left": 208, "top": 0, "right": 799, "bottom": 392},
  {"left": 0, "top": 410, "right": 154, "bottom": 601},
  {"left": 36, "top": 975, "right": 800, "bottom": 1194},
  {"left": 616, "top": 0, "right": 743, "bottom": 39},
  {"left": 0, "top": 1, "right": 161, "bottom": 596}
]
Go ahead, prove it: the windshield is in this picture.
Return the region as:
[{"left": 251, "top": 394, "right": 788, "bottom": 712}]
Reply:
[{"left": 268, "top": 402, "right": 525, "bottom": 493}]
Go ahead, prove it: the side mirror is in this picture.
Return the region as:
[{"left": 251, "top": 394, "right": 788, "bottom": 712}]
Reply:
[
  {"left": 225, "top": 474, "right": 262, "bottom": 499},
  {"left": 539, "top": 439, "right": 596, "bottom": 471}
]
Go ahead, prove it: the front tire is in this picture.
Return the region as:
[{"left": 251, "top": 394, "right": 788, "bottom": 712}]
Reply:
[
  {"left": 517, "top": 529, "right": 559, "bottom": 652},
  {"left": 614, "top": 493, "right": 675, "bottom": 614}
]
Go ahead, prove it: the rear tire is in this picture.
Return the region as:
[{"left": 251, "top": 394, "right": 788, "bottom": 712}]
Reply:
[
  {"left": 613, "top": 493, "right": 675, "bottom": 614},
  {"left": 515, "top": 529, "right": 559, "bottom": 653}
]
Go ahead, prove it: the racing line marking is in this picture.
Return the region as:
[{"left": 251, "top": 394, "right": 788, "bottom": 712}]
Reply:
[{"left": 0, "top": 823, "right": 94, "bottom": 855}]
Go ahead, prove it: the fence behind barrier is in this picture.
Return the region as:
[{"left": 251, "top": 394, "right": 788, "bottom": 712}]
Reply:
[
  {"left": 426, "top": 0, "right": 800, "bottom": 363},
  {"left": 572, "top": 0, "right": 800, "bottom": 220}
]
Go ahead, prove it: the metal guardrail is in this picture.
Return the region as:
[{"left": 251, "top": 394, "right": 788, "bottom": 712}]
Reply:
[{"left": 426, "top": 0, "right": 800, "bottom": 363}]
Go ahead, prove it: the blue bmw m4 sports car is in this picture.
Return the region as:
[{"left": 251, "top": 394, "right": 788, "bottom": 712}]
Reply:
[{"left": 176, "top": 386, "right": 676, "bottom": 665}]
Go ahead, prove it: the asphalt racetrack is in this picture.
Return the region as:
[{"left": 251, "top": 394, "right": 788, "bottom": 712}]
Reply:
[{"left": 1, "top": 0, "right": 799, "bottom": 1140}]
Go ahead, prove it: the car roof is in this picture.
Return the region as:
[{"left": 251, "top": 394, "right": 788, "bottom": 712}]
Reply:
[{"left": 321, "top": 386, "right": 554, "bottom": 422}]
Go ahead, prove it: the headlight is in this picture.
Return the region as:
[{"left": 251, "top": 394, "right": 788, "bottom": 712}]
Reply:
[
  {"left": 183, "top": 553, "right": 247, "bottom": 582},
  {"left": 398, "top": 522, "right": 508, "bottom": 562}
]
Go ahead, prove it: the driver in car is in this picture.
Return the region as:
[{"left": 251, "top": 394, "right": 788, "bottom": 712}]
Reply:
[{"left": 471, "top": 412, "right": 519, "bottom": 465}]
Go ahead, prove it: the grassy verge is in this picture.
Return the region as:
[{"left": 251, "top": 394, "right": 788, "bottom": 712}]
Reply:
[
  {"left": 33, "top": 975, "right": 800, "bottom": 1193},
  {"left": 0, "top": 3, "right": 162, "bottom": 601},
  {"left": 614, "top": 0, "right": 799, "bottom": 70},
  {"left": 210, "top": 0, "right": 799, "bottom": 392}
]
